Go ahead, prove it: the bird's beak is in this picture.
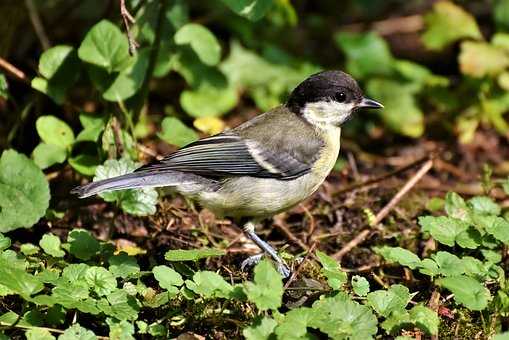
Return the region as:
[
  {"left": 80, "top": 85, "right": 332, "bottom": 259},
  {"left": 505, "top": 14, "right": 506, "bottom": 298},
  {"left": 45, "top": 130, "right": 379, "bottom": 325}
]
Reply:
[{"left": 358, "top": 97, "right": 384, "bottom": 109}]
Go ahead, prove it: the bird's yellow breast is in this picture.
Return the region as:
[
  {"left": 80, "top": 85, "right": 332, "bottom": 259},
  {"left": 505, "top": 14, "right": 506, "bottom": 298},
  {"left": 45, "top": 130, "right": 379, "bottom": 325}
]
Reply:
[{"left": 197, "top": 126, "right": 341, "bottom": 219}]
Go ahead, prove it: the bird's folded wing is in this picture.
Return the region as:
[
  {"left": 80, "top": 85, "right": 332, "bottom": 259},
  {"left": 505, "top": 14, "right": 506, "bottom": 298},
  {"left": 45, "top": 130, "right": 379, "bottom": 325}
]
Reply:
[{"left": 135, "top": 134, "right": 311, "bottom": 179}]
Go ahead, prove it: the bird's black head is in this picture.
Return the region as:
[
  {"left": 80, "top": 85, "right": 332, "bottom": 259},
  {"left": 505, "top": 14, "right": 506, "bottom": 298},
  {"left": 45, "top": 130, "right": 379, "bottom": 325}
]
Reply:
[{"left": 286, "top": 70, "right": 383, "bottom": 126}]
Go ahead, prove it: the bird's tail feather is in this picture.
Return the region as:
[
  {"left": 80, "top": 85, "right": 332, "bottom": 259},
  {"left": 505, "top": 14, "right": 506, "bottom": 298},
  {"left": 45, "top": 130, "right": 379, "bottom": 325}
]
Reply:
[{"left": 70, "top": 170, "right": 196, "bottom": 198}]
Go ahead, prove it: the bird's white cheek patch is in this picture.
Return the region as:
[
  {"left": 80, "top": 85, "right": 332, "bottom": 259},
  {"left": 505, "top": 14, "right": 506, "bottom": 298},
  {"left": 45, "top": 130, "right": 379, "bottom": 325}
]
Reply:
[{"left": 302, "top": 101, "right": 354, "bottom": 126}]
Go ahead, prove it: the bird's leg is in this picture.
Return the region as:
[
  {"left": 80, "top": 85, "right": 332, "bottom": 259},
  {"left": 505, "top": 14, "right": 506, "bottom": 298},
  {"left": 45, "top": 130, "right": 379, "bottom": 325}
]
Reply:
[{"left": 241, "top": 220, "right": 291, "bottom": 278}]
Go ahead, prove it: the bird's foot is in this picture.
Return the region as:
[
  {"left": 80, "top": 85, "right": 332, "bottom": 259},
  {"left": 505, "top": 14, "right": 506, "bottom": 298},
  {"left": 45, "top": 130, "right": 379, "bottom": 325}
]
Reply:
[{"left": 241, "top": 253, "right": 291, "bottom": 278}]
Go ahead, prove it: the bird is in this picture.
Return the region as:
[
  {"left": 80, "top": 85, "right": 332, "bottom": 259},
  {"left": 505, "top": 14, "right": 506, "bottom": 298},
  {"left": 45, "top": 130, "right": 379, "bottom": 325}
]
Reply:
[{"left": 71, "top": 70, "right": 383, "bottom": 277}]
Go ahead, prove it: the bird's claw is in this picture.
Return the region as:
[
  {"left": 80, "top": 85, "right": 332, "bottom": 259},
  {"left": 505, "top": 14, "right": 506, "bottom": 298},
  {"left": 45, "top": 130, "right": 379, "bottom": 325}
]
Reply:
[{"left": 241, "top": 254, "right": 291, "bottom": 278}]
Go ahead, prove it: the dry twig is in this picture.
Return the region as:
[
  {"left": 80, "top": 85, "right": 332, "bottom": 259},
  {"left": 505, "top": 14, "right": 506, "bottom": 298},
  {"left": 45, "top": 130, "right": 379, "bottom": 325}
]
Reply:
[
  {"left": 120, "top": 0, "right": 139, "bottom": 55},
  {"left": 25, "top": 0, "right": 51, "bottom": 50},
  {"left": 332, "top": 158, "right": 434, "bottom": 260},
  {"left": 284, "top": 242, "right": 318, "bottom": 289},
  {"left": 0, "top": 57, "right": 29, "bottom": 84},
  {"left": 333, "top": 155, "right": 431, "bottom": 196}
]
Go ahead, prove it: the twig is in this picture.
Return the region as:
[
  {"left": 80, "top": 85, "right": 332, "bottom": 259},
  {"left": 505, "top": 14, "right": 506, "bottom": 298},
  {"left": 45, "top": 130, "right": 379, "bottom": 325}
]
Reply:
[
  {"left": 332, "top": 159, "right": 434, "bottom": 260},
  {"left": 342, "top": 14, "right": 424, "bottom": 36},
  {"left": 0, "top": 57, "right": 30, "bottom": 84},
  {"left": 24, "top": 0, "right": 51, "bottom": 50},
  {"left": 284, "top": 242, "right": 318, "bottom": 289},
  {"left": 120, "top": 0, "right": 139, "bottom": 55},
  {"left": 333, "top": 155, "right": 431, "bottom": 196},
  {"left": 273, "top": 217, "right": 309, "bottom": 252}
]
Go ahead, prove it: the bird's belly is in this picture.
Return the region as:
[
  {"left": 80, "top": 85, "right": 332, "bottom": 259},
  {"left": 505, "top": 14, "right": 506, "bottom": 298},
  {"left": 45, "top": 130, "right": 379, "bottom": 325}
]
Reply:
[{"left": 197, "top": 173, "right": 326, "bottom": 218}]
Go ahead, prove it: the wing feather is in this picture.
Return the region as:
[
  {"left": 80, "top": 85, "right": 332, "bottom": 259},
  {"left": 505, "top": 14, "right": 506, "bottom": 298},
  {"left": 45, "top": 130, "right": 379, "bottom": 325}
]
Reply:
[{"left": 135, "top": 133, "right": 311, "bottom": 179}]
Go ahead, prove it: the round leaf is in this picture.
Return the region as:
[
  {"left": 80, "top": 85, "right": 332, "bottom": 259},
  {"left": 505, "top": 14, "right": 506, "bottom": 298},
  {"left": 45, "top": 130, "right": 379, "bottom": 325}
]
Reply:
[
  {"left": 32, "top": 143, "right": 67, "bottom": 169},
  {"left": 159, "top": 117, "right": 198, "bottom": 147},
  {"left": 36, "top": 115, "right": 75, "bottom": 148},
  {"left": 174, "top": 23, "right": 221, "bottom": 66},
  {"left": 0, "top": 150, "right": 50, "bottom": 232},
  {"left": 78, "top": 19, "right": 131, "bottom": 72}
]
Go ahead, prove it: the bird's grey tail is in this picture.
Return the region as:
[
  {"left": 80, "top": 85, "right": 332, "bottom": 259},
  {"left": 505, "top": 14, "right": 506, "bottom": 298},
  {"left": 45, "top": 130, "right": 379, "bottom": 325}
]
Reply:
[{"left": 70, "top": 170, "right": 204, "bottom": 198}]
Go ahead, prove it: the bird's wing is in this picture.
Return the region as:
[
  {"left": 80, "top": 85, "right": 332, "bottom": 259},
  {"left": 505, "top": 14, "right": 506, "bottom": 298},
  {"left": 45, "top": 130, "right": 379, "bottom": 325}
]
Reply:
[{"left": 135, "top": 134, "right": 312, "bottom": 179}]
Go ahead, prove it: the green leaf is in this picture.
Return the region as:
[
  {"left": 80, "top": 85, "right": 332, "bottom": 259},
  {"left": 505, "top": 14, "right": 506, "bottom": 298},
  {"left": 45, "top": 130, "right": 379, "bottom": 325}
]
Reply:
[
  {"left": 0, "top": 149, "right": 50, "bottom": 232},
  {"left": 180, "top": 83, "right": 238, "bottom": 118},
  {"left": 101, "top": 290, "right": 139, "bottom": 320},
  {"left": 164, "top": 248, "right": 225, "bottom": 261},
  {"left": 483, "top": 216, "right": 509, "bottom": 244},
  {"left": 438, "top": 275, "right": 490, "bottom": 310},
  {"left": 409, "top": 305, "right": 439, "bottom": 335},
  {"left": 494, "top": 332, "right": 509, "bottom": 340},
  {"left": 310, "top": 292, "right": 378, "bottom": 339},
  {"left": 316, "top": 250, "right": 347, "bottom": 289},
  {"left": 244, "top": 259, "right": 283, "bottom": 311},
  {"left": 85, "top": 266, "right": 117, "bottom": 296},
  {"left": 32, "top": 143, "right": 67, "bottom": 169},
  {"left": 335, "top": 31, "right": 394, "bottom": 79},
  {"left": 39, "top": 234, "right": 65, "bottom": 258},
  {"left": 445, "top": 192, "right": 471, "bottom": 222},
  {"left": 76, "top": 113, "right": 107, "bottom": 143},
  {"left": 174, "top": 24, "right": 221, "bottom": 66},
  {"left": 159, "top": 117, "right": 198, "bottom": 147},
  {"left": 0, "top": 257, "right": 44, "bottom": 298},
  {"left": 468, "top": 196, "right": 501, "bottom": 215},
  {"left": 78, "top": 20, "right": 131, "bottom": 72},
  {"left": 221, "top": 0, "right": 274, "bottom": 21},
  {"left": 108, "top": 253, "right": 140, "bottom": 278},
  {"left": 374, "top": 246, "right": 421, "bottom": 269},
  {"left": 68, "top": 229, "right": 100, "bottom": 260},
  {"left": 419, "top": 216, "right": 470, "bottom": 247},
  {"left": 94, "top": 158, "right": 158, "bottom": 216},
  {"left": 32, "top": 45, "right": 80, "bottom": 104},
  {"left": 243, "top": 317, "right": 276, "bottom": 340},
  {"left": 68, "top": 154, "right": 101, "bottom": 176},
  {"left": 366, "top": 78, "right": 423, "bottom": 137},
  {"left": 459, "top": 41, "right": 509, "bottom": 78},
  {"left": 59, "top": 324, "right": 97, "bottom": 340},
  {"left": 422, "top": 1, "right": 482, "bottom": 50},
  {"left": 366, "top": 284, "right": 410, "bottom": 317},
  {"left": 0, "top": 73, "right": 8, "bottom": 99},
  {"left": 432, "top": 251, "right": 465, "bottom": 276},
  {"left": 495, "top": 0, "right": 509, "bottom": 30},
  {"left": 36, "top": 115, "right": 75, "bottom": 149},
  {"left": 102, "top": 49, "right": 150, "bottom": 102},
  {"left": 107, "top": 319, "right": 135, "bottom": 340},
  {"left": 0, "top": 234, "right": 11, "bottom": 251},
  {"left": 352, "top": 275, "right": 370, "bottom": 296},
  {"left": 274, "top": 308, "right": 313, "bottom": 339},
  {"left": 26, "top": 329, "right": 55, "bottom": 340},
  {"left": 152, "top": 265, "right": 183, "bottom": 290},
  {"left": 186, "top": 271, "right": 233, "bottom": 298}
]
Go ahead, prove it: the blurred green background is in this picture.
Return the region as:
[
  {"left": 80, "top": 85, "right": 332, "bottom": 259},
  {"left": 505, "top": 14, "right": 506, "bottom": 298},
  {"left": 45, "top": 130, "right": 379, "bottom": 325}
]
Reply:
[{"left": 1, "top": 0, "right": 508, "bottom": 178}]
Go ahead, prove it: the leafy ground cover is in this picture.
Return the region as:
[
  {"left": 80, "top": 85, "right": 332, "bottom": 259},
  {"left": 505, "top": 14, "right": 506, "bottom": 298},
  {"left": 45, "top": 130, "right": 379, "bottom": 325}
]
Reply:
[{"left": 3, "top": 0, "right": 509, "bottom": 339}]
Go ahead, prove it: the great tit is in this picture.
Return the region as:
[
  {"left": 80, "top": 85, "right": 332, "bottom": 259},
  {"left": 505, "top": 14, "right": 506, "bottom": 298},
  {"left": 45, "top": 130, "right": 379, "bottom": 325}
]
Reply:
[{"left": 71, "top": 70, "right": 383, "bottom": 277}]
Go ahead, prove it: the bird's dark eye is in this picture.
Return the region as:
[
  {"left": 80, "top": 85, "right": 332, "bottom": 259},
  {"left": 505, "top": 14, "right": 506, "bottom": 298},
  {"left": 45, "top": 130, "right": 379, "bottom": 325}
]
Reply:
[{"left": 335, "top": 92, "right": 346, "bottom": 103}]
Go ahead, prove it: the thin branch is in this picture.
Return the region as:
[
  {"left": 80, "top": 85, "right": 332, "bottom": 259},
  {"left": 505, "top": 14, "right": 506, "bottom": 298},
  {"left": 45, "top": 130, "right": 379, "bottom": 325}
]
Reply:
[
  {"left": 0, "top": 57, "right": 30, "bottom": 84},
  {"left": 332, "top": 159, "right": 434, "bottom": 260},
  {"left": 24, "top": 0, "right": 51, "bottom": 50},
  {"left": 120, "top": 0, "right": 139, "bottom": 55},
  {"left": 333, "top": 155, "right": 431, "bottom": 196},
  {"left": 284, "top": 242, "right": 318, "bottom": 289}
]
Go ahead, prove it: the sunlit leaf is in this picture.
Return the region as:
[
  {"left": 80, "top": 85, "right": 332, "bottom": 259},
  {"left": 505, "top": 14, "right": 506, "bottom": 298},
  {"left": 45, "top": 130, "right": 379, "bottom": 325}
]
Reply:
[
  {"left": 159, "top": 117, "right": 198, "bottom": 147},
  {"left": 422, "top": 1, "right": 482, "bottom": 50},
  {"left": 0, "top": 150, "right": 50, "bottom": 232},
  {"left": 459, "top": 41, "right": 509, "bottom": 78},
  {"left": 174, "top": 23, "right": 221, "bottom": 66},
  {"left": 438, "top": 275, "right": 490, "bottom": 310},
  {"left": 221, "top": 0, "right": 274, "bottom": 21}
]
